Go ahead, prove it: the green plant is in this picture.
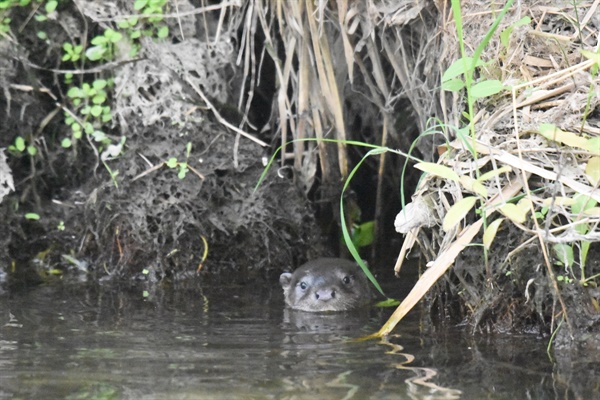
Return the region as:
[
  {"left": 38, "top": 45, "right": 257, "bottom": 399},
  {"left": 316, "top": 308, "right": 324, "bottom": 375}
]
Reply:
[
  {"left": 85, "top": 28, "right": 123, "bottom": 62},
  {"left": 550, "top": 193, "right": 599, "bottom": 285},
  {"left": 0, "top": 0, "right": 32, "bottom": 33},
  {"left": 166, "top": 142, "right": 192, "bottom": 180},
  {"left": 62, "top": 42, "right": 83, "bottom": 62},
  {"left": 114, "top": 0, "right": 169, "bottom": 57},
  {"left": 63, "top": 79, "right": 113, "bottom": 148},
  {"left": 8, "top": 135, "right": 37, "bottom": 156}
]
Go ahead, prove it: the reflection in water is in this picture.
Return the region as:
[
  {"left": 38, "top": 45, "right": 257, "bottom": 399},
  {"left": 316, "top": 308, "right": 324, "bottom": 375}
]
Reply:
[
  {"left": 0, "top": 282, "right": 598, "bottom": 399},
  {"left": 379, "top": 335, "right": 462, "bottom": 400}
]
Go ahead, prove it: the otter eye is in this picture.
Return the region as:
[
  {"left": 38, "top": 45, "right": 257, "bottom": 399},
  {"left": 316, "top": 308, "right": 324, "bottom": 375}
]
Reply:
[
  {"left": 342, "top": 276, "right": 352, "bottom": 285},
  {"left": 299, "top": 281, "right": 308, "bottom": 290}
]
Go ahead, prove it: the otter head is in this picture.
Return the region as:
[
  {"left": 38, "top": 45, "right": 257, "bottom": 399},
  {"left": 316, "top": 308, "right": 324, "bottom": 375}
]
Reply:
[{"left": 280, "top": 258, "right": 371, "bottom": 312}]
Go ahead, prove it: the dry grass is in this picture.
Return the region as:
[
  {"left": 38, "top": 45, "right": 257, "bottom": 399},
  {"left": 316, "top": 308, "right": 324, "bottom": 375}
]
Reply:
[{"left": 386, "top": 0, "right": 600, "bottom": 337}]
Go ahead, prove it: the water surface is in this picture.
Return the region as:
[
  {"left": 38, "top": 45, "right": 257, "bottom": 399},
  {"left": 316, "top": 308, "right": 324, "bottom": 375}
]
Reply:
[{"left": 0, "top": 276, "right": 597, "bottom": 399}]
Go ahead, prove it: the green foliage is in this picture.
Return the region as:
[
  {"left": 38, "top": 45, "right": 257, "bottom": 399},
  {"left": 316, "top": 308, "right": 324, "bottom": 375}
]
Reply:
[
  {"left": 62, "top": 42, "right": 83, "bottom": 62},
  {"left": 166, "top": 142, "right": 193, "bottom": 180},
  {"left": 556, "top": 274, "right": 574, "bottom": 284},
  {"left": 447, "top": 0, "right": 514, "bottom": 170},
  {"left": 550, "top": 194, "right": 599, "bottom": 285},
  {"left": 8, "top": 135, "right": 37, "bottom": 157},
  {"left": 500, "top": 16, "right": 531, "bottom": 48},
  {"left": 351, "top": 221, "right": 374, "bottom": 249},
  {"left": 0, "top": 0, "right": 32, "bottom": 32},
  {"left": 64, "top": 78, "right": 113, "bottom": 149},
  {"left": 85, "top": 28, "right": 123, "bottom": 61},
  {"left": 1, "top": 0, "right": 172, "bottom": 163}
]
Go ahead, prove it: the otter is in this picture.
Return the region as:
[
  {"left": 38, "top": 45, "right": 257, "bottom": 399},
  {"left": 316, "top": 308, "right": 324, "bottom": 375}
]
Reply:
[{"left": 280, "top": 258, "right": 371, "bottom": 312}]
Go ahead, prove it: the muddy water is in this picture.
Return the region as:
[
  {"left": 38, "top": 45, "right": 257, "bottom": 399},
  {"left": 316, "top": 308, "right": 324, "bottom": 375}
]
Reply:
[{"left": 0, "top": 275, "right": 598, "bottom": 399}]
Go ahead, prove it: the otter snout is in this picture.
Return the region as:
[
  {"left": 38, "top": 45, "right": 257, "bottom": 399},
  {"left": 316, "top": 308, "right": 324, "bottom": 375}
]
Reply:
[{"left": 315, "top": 289, "right": 336, "bottom": 301}]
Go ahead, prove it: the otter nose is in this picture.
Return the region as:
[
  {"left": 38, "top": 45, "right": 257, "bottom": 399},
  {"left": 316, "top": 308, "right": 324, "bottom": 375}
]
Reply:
[{"left": 315, "top": 289, "right": 336, "bottom": 301}]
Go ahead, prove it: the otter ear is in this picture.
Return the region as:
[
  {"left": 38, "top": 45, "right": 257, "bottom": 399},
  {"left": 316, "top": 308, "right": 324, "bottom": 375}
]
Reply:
[{"left": 280, "top": 272, "right": 293, "bottom": 289}]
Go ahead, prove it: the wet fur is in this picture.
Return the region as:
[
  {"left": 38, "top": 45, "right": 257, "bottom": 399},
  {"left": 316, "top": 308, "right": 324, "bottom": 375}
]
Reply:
[{"left": 280, "top": 258, "right": 371, "bottom": 312}]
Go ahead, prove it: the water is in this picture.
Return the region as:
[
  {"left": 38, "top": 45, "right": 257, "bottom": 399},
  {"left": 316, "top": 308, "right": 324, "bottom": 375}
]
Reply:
[{"left": 0, "top": 277, "right": 598, "bottom": 399}]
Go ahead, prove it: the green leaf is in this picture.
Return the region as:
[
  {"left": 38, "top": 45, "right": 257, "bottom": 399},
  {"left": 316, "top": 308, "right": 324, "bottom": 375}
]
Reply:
[
  {"left": 365, "top": 147, "right": 389, "bottom": 156},
  {"left": 553, "top": 244, "right": 574, "bottom": 268},
  {"left": 157, "top": 25, "right": 168, "bottom": 39},
  {"left": 67, "top": 87, "right": 81, "bottom": 98},
  {"left": 587, "top": 137, "right": 600, "bottom": 155},
  {"left": 81, "top": 83, "right": 93, "bottom": 95},
  {"left": 61, "top": 138, "right": 72, "bottom": 148},
  {"left": 586, "top": 157, "right": 600, "bottom": 186},
  {"left": 134, "top": 0, "right": 148, "bottom": 11},
  {"left": 84, "top": 123, "right": 94, "bottom": 134},
  {"left": 478, "top": 166, "right": 512, "bottom": 182},
  {"left": 105, "top": 29, "right": 123, "bottom": 43},
  {"left": 483, "top": 218, "right": 504, "bottom": 250},
  {"left": 499, "top": 198, "right": 532, "bottom": 224},
  {"left": 443, "top": 196, "right": 477, "bottom": 232},
  {"left": 442, "top": 57, "right": 485, "bottom": 82},
  {"left": 178, "top": 166, "right": 188, "bottom": 179},
  {"left": 26, "top": 145, "right": 37, "bottom": 156},
  {"left": 500, "top": 16, "right": 531, "bottom": 48},
  {"left": 85, "top": 45, "right": 106, "bottom": 61},
  {"left": 442, "top": 78, "right": 465, "bottom": 92},
  {"left": 580, "top": 49, "right": 600, "bottom": 65},
  {"left": 166, "top": 157, "right": 178, "bottom": 168},
  {"left": 352, "top": 221, "right": 375, "bottom": 248},
  {"left": 37, "top": 31, "right": 47, "bottom": 40},
  {"left": 572, "top": 193, "right": 597, "bottom": 215},
  {"left": 15, "top": 136, "right": 25, "bottom": 152},
  {"left": 90, "top": 35, "right": 108, "bottom": 46},
  {"left": 90, "top": 105, "right": 103, "bottom": 117},
  {"left": 414, "top": 162, "right": 460, "bottom": 182},
  {"left": 25, "top": 213, "right": 40, "bottom": 220},
  {"left": 93, "top": 79, "right": 107, "bottom": 90},
  {"left": 45, "top": 0, "right": 57, "bottom": 13},
  {"left": 459, "top": 175, "right": 488, "bottom": 197},
  {"left": 92, "top": 130, "right": 107, "bottom": 141},
  {"left": 470, "top": 80, "right": 506, "bottom": 99},
  {"left": 375, "top": 298, "right": 401, "bottom": 308},
  {"left": 92, "top": 93, "right": 106, "bottom": 105},
  {"left": 538, "top": 123, "right": 591, "bottom": 150}
]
